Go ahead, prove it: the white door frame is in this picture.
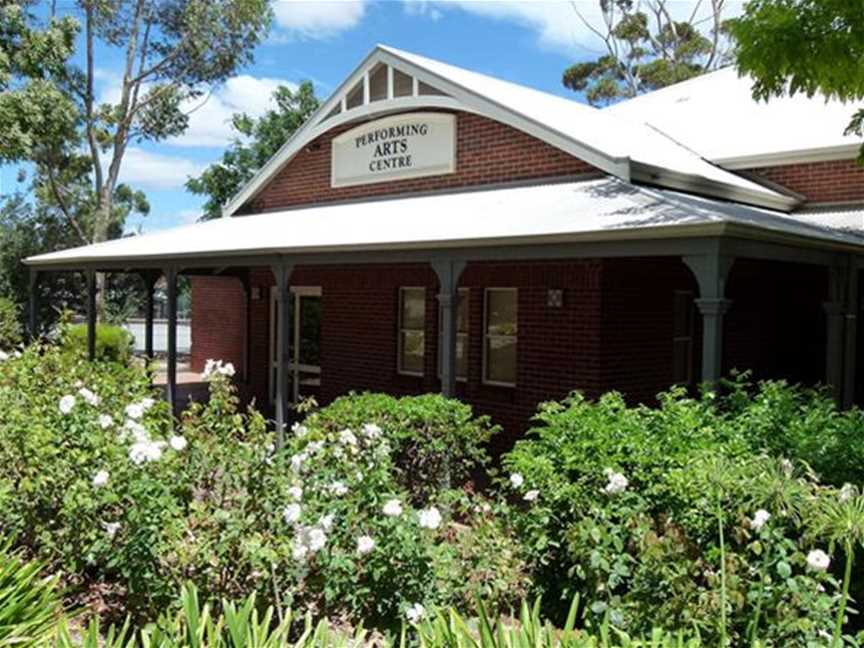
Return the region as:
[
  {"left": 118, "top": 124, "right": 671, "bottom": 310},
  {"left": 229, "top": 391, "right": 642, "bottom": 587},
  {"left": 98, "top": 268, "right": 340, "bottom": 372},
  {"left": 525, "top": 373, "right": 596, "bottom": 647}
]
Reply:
[{"left": 270, "top": 286, "right": 322, "bottom": 405}]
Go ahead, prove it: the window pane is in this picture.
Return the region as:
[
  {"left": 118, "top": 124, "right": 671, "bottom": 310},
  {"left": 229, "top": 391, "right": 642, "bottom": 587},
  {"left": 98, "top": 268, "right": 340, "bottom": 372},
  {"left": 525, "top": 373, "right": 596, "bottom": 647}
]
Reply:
[
  {"left": 457, "top": 290, "right": 469, "bottom": 333},
  {"left": 393, "top": 69, "right": 413, "bottom": 97},
  {"left": 456, "top": 335, "right": 468, "bottom": 379},
  {"left": 369, "top": 63, "right": 388, "bottom": 101},
  {"left": 401, "top": 288, "right": 425, "bottom": 330},
  {"left": 487, "top": 290, "right": 517, "bottom": 335},
  {"left": 486, "top": 336, "right": 516, "bottom": 384},
  {"left": 400, "top": 331, "right": 425, "bottom": 374},
  {"left": 345, "top": 80, "right": 364, "bottom": 109},
  {"left": 297, "top": 296, "right": 321, "bottom": 366}
]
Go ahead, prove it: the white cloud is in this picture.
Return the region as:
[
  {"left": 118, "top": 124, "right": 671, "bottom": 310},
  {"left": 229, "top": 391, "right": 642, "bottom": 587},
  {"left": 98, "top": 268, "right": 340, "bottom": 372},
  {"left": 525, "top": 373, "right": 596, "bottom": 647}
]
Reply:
[
  {"left": 403, "top": 1, "right": 744, "bottom": 56},
  {"left": 97, "top": 73, "right": 298, "bottom": 149},
  {"left": 271, "top": 0, "right": 367, "bottom": 39},
  {"left": 168, "top": 75, "right": 298, "bottom": 148},
  {"left": 117, "top": 148, "right": 207, "bottom": 190}
]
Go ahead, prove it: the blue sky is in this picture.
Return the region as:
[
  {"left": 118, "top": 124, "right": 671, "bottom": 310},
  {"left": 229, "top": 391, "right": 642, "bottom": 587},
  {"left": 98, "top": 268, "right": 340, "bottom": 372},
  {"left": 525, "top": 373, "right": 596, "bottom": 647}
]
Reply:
[{"left": 2, "top": 1, "right": 735, "bottom": 233}]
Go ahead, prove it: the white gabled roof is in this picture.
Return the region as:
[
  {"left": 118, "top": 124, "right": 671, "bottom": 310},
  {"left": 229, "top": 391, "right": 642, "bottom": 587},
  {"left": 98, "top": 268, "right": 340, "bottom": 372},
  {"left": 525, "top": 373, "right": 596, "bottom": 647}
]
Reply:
[
  {"left": 26, "top": 178, "right": 864, "bottom": 269},
  {"left": 222, "top": 45, "right": 796, "bottom": 217},
  {"left": 606, "top": 66, "right": 861, "bottom": 169}
]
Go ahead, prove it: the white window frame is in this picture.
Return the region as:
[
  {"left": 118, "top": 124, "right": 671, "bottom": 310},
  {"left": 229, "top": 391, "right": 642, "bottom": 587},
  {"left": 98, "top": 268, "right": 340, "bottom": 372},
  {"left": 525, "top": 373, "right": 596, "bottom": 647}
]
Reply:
[
  {"left": 483, "top": 287, "right": 518, "bottom": 387},
  {"left": 438, "top": 287, "right": 469, "bottom": 382},
  {"left": 269, "top": 286, "right": 322, "bottom": 405},
  {"left": 398, "top": 286, "right": 426, "bottom": 377}
]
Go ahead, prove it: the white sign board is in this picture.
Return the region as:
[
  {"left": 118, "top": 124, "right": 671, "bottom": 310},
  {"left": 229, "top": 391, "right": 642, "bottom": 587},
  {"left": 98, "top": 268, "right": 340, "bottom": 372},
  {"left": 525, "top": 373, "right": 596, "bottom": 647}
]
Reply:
[{"left": 331, "top": 113, "right": 456, "bottom": 188}]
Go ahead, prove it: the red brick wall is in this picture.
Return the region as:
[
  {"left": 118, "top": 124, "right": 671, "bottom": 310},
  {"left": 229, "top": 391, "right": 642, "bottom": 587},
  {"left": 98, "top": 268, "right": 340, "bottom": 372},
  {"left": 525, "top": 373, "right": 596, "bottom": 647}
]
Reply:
[
  {"left": 245, "top": 111, "right": 598, "bottom": 212},
  {"left": 190, "top": 276, "right": 247, "bottom": 377},
  {"left": 745, "top": 159, "right": 864, "bottom": 204},
  {"left": 600, "top": 257, "right": 701, "bottom": 404},
  {"left": 191, "top": 257, "right": 830, "bottom": 448}
]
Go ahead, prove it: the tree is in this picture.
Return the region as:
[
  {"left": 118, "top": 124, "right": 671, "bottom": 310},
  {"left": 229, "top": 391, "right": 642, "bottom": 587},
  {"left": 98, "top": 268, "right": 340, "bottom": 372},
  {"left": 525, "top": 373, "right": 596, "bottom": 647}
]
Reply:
[
  {"left": 0, "top": 2, "right": 78, "bottom": 162},
  {"left": 4, "top": 0, "right": 272, "bottom": 314},
  {"left": 730, "top": 0, "right": 864, "bottom": 159},
  {"left": 187, "top": 82, "right": 319, "bottom": 219},
  {"left": 562, "top": 0, "right": 732, "bottom": 106}
]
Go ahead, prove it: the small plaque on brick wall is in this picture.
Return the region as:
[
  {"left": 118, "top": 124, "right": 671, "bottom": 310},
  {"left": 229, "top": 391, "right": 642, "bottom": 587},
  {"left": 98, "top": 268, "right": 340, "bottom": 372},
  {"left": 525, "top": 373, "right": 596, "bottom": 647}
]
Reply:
[{"left": 547, "top": 289, "right": 564, "bottom": 308}]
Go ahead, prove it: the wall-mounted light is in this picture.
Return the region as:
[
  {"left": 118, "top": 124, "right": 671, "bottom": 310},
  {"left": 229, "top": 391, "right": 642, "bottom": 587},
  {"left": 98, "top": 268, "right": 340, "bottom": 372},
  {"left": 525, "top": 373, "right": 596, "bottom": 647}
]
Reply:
[{"left": 547, "top": 289, "right": 563, "bottom": 308}]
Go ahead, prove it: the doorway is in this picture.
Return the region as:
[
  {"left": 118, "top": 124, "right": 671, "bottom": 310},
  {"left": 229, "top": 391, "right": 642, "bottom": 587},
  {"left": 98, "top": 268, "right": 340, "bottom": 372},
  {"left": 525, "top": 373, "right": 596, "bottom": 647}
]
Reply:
[{"left": 270, "top": 286, "right": 322, "bottom": 405}]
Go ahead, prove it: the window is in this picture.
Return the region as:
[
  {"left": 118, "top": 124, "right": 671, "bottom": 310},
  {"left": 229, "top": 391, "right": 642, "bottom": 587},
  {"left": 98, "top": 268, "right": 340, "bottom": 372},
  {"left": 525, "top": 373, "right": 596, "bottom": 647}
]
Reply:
[
  {"left": 438, "top": 288, "right": 469, "bottom": 381},
  {"left": 672, "top": 290, "right": 696, "bottom": 385},
  {"left": 399, "top": 287, "right": 426, "bottom": 375},
  {"left": 393, "top": 68, "right": 413, "bottom": 97},
  {"left": 368, "top": 63, "right": 388, "bottom": 102},
  {"left": 484, "top": 288, "right": 517, "bottom": 386}
]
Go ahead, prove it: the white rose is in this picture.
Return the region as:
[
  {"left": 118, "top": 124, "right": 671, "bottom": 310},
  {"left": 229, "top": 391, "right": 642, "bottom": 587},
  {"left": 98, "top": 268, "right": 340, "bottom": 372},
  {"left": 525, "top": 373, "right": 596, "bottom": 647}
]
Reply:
[
  {"left": 291, "top": 422, "right": 308, "bottom": 438},
  {"left": 338, "top": 429, "right": 358, "bottom": 446},
  {"left": 604, "top": 471, "right": 629, "bottom": 495},
  {"left": 406, "top": 603, "right": 425, "bottom": 624},
  {"left": 807, "top": 549, "right": 831, "bottom": 572},
  {"left": 92, "top": 469, "right": 110, "bottom": 488},
  {"left": 169, "top": 435, "right": 188, "bottom": 451},
  {"left": 125, "top": 403, "right": 144, "bottom": 420},
  {"left": 356, "top": 535, "right": 375, "bottom": 555},
  {"left": 319, "top": 514, "right": 335, "bottom": 531},
  {"left": 306, "top": 527, "right": 327, "bottom": 552},
  {"left": 523, "top": 489, "right": 540, "bottom": 502},
  {"left": 59, "top": 395, "right": 76, "bottom": 415},
  {"left": 283, "top": 503, "right": 302, "bottom": 525},
  {"left": 98, "top": 414, "right": 113, "bottom": 430},
  {"left": 362, "top": 423, "right": 383, "bottom": 439},
  {"left": 78, "top": 388, "right": 100, "bottom": 406},
  {"left": 509, "top": 473, "right": 524, "bottom": 489},
  {"left": 382, "top": 499, "right": 403, "bottom": 517},
  {"left": 287, "top": 486, "right": 303, "bottom": 501},
  {"left": 750, "top": 509, "right": 771, "bottom": 532},
  {"left": 418, "top": 506, "right": 442, "bottom": 530},
  {"left": 329, "top": 481, "right": 348, "bottom": 496},
  {"left": 103, "top": 522, "right": 121, "bottom": 539}
]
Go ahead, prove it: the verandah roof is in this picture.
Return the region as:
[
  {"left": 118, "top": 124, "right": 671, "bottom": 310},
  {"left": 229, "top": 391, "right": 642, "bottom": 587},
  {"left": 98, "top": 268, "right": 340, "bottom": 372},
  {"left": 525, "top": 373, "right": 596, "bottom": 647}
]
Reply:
[{"left": 25, "top": 178, "right": 864, "bottom": 270}]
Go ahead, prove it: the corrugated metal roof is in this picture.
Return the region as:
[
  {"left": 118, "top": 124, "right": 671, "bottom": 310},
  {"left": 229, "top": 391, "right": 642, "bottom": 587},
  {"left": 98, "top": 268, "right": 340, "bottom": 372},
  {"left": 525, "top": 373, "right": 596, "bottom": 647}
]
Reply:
[
  {"left": 605, "top": 66, "right": 861, "bottom": 167},
  {"left": 26, "top": 178, "right": 864, "bottom": 268}
]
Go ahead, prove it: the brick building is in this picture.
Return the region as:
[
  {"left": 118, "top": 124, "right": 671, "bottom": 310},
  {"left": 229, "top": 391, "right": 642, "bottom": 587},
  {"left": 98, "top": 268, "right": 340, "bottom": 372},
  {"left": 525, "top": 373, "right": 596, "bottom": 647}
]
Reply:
[{"left": 27, "top": 47, "right": 864, "bottom": 447}]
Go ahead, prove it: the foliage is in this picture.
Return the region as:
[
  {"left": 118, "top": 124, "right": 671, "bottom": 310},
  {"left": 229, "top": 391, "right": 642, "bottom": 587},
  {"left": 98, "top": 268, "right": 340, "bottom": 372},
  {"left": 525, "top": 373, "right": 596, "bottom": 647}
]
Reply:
[
  {"left": 0, "top": 347, "right": 522, "bottom": 627},
  {"left": 0, "top": 539, "right": 64, "bottom": 648},
  {"left": 0, "top": 2, "right": 79, "bottom": 163},
  {"left": 63, "top": 323, "right": 135, "bottom": 363},
  {"left": 0, "top": 296, "right": 22, "bottom": 349},
  {"left": 563, "top": 0, "right": 732, "bottom": 105},
  {"left": 730, "top": 0, "right": 864, "bottom": 160},
  {"left": 501, "top": 383, "right": 859, "bottom": 644},
  {"left": 304, "top": 392, "right": 499, "bottom": 501},
  {"left": 187, "top": 82, "right": 319, "bottom": 219}
]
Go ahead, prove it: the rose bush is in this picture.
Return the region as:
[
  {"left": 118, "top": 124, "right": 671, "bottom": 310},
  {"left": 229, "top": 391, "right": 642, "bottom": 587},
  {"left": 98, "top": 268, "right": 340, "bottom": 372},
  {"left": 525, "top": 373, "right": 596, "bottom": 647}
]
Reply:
[
  {"left": 0, "top": 344, "right": 524, "bottom": 626},
  {"left": 501, "top": 383, "right": 864, "bottom": 645}
]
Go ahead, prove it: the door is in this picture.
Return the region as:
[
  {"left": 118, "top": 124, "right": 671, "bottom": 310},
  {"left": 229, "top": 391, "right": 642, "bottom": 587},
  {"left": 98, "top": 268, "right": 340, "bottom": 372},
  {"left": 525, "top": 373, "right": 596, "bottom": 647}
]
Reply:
[{"left": 270, "top": 286, "right": 322, "bottom": 405}]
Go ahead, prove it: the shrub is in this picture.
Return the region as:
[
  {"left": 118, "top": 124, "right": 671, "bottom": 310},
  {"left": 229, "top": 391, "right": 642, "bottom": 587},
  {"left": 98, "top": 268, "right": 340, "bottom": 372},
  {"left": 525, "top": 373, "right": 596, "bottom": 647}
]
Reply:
[
  {"left": 64, "top": 323, "right": 134, "bottom": 364},
  {"left": 304, "top": 392, "right": 499, "bottom": 501},
  {"left": 502, "top": 385, "right": 850, "bottom": 645},
  {"left": 0, "top": 348, "right": 523, "bottom": 627},
  {"left": 0, "top": 296, "right": 22, "bottom": 350}
]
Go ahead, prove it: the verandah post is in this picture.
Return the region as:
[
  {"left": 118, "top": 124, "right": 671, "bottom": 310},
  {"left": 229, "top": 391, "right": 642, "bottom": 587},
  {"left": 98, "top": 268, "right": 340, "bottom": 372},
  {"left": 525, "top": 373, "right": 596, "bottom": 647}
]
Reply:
[
  {"left": 843, "top": 261, "right": 859, "bottom": 408},
  {"left": 825, "top": 261, "right": 848, "bottom": 403},
  {"left": 86, "top": 269, "right": 97, "bottom": 361},
  {"left": 28, "top": 270, "right": 40, "bottom": 342},
  {"left": 431, "top": 258, "right": 467, "bottom": 398},
  {"left": 683, "top": 249, "right": 735, "bottom": 387},
  {"left": 164, "top": 267, "right": 179, "bottom": 413},
  {"left": 271, "top": 261, "right": 294, "bottom": 448}
]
